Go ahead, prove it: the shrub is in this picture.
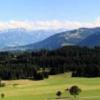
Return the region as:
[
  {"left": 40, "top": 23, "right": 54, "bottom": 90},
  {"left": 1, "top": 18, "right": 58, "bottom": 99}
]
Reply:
[
  {"left": 69, "top": 85, "right": 81, "bottom": 98},
  {"left": 1, "top": 93, "right": 5, "bottom": 98},
  {"left": 56, "top": 91, "right": 62, "bottom": 97},
  {"left": 0, "top": 82, "right": 6, "bottom": 87}
]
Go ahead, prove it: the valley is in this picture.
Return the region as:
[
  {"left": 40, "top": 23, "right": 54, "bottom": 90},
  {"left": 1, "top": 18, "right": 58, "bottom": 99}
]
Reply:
[{"left": 0, "top": 0, "right": 100, "bottom": 100}]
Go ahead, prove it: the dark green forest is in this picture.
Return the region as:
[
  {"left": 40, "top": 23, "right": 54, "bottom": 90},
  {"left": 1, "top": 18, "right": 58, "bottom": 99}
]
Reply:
[{"left": 0, "top": 46, "right": 100, "bottom": 80}]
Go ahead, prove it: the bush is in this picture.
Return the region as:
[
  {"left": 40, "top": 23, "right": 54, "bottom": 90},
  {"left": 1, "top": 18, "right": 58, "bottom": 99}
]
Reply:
[
  {"left": 0, "top": 83, "right": 6, "bottom": 87},
  {"left": 56, "top": 91, "right": 62, "bottom": 97},
  {"left": 69, "top": 85, "right": 81, "bottom": 98},
  {"left": 1, "top": 93, "right": 5, "bottom": 98}
]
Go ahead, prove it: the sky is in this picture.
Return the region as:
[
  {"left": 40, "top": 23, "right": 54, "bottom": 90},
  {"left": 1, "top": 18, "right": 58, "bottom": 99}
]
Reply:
[{"left": 0, "top": 0, "right": 100, "bottom": 30}]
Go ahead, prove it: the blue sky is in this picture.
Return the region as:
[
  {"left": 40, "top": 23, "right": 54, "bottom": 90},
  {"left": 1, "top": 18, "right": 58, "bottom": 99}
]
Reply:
[
  {"left": 0, "top": 0, "right": 100, "bottom": 30},
  {"left": 0, "top": 0, "right": 100, "bottom": 21}
]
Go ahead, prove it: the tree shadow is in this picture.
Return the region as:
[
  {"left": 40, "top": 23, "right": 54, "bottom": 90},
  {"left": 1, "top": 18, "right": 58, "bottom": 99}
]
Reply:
[{"left": 48, "top": 97, "right": 70, "bottom": 100}]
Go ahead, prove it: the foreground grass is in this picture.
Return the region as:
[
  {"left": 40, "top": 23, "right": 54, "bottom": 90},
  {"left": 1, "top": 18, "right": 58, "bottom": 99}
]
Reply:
[{"left": 0, "top": 73, "right": 100, "bottom": 100}]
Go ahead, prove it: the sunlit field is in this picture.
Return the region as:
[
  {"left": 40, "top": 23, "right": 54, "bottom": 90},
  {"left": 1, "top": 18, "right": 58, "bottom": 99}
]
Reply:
[{"left": 0, "top": 73, "right": 100, "bottom": 100}]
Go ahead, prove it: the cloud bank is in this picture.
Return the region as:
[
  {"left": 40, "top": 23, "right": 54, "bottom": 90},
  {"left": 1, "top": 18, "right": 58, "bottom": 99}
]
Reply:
[{"left": 0, "top": 19, "right": 100, "bottom": 31}]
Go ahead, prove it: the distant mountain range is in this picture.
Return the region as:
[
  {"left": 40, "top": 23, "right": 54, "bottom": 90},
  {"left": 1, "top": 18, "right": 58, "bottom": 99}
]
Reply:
[
  {"left": 1, "top": 27, "right": 100, "bottom": 51},
  {"left": 0, "top": 28, "right": 63, "bottom": 48}
]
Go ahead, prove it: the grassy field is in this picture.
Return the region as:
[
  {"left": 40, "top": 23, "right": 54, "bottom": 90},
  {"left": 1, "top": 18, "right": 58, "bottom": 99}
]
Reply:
[{"left": 0, "top": 73, "right": 100, "bottom": 100}]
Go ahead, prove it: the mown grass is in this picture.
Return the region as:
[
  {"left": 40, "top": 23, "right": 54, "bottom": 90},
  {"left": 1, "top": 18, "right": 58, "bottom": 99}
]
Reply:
[{"left": 0, "top": 73, "right": 100, "bottom": 100}]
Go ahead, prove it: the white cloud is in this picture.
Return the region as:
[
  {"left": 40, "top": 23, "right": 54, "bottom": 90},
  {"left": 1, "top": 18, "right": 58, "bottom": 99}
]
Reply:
[{"left": 0, "top": 19, "right": 100, "bottom": 31}]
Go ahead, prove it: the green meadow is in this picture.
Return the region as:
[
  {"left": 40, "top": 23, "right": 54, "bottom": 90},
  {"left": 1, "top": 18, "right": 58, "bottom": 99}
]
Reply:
[{"left": 0, "top": 73, "right": 100, "bottom": 100}]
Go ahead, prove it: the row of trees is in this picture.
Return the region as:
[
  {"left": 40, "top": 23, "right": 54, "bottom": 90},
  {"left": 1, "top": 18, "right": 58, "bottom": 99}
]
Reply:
[{"left": 0, "top": 46, "right": 100, "bottom": 80}]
